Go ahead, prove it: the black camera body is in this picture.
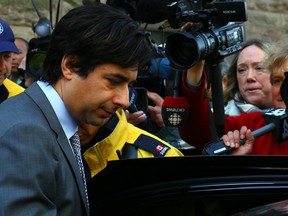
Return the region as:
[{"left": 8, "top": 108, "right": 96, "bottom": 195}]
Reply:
[
  {"left": 128, "top": 87, "right": 148, "bottom": 113},
  {"left": 165, "top": 1, "right": 248, "bottom": 70}
]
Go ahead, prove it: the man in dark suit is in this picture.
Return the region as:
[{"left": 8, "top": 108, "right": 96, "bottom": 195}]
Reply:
[{"left": 0, "top": 3, "right": 152, "bottom": 215}]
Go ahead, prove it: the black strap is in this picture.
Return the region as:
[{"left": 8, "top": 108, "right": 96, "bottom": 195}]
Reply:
[
  {"left": 82, "top": 114, "right": 119, "bottom": 153},
  {"left": 94, "top": 114, "right": 119, "bottom": 143},
  {"left": 133, "top": 134, "right": 170, "bottom": 157},
  {"left": 121, "top": 144, "right": 138, "bottom": 159},
  {"left": 121, "top": 134, "right": 171, "bottom": 159},
  {"left": 205, "top": 59, "right": 226, "bottom": 138},
  {"left": 208, "top": 102, "right": 219, "bottom": 140}
]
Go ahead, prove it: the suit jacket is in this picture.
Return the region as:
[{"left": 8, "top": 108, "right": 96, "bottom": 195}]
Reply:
[{"left": 0, "top": 83, "right": 89, "bottom": 216}]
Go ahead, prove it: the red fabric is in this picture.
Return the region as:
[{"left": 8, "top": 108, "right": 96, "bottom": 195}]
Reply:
[
  {"left": 179, "top": 71, "right": 288, "bottom": 155},
  {"left": 162, "top": 96, "right": 189, "bottom": 108},
  {"left": 179, "top": 71, "right": 213, "bottom": 148}
]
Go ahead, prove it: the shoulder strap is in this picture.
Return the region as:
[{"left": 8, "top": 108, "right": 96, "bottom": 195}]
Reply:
[
  {"left": 121, "top": 134, "right": 171, "bottom": 159},
  {"left": 133, "top": 134, "right": 170, "bottom": 157},
  {"left": 121, "top": 144, "right": 138, "bottom": 159}
]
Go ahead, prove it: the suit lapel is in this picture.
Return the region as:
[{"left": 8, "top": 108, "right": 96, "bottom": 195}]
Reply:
[{"left": 25, "top": 83, "right": 89, "bottom": 212}]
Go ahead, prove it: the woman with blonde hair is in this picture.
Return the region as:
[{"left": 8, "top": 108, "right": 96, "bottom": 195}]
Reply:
[{"left": 224, "top": 38, "right": 276, "bottom": 116}]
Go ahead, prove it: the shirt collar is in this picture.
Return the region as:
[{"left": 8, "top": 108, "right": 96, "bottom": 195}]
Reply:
[{"left": 37, "top": 80, "right": 77, "bottom": 140}]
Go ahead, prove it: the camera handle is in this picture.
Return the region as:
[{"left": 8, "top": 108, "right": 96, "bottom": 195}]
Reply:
[{"left": 205, "top": 58, "right": 226, "bottom": 139}]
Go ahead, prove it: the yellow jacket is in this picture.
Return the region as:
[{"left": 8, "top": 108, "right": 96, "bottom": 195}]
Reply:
[
  {"left": 84, "top": 108, "right": 183, "bottom": 177},
  {"left": 3, "top": 78, "right": 24, "bottom": 98}
]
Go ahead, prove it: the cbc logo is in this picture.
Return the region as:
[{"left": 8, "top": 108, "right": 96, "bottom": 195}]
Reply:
[{"left": 168, "top": 113, "right": 182, "bottom": 126}]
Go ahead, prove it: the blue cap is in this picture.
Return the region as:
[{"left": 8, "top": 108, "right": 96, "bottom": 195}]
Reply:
[{"left": 0, "top": 19, "right": 19, "bottom": 53}]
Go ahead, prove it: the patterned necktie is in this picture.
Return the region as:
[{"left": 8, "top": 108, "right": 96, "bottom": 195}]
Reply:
[{"left": 70, "top": 132, "right": 90, "bottom": 213}]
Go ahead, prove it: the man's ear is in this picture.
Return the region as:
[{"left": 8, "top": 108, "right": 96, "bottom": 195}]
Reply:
[{"left": 61, "top": 55, "right": 78, "bottom": 80}]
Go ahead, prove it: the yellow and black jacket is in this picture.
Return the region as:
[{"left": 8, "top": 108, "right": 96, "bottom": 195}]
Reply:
[
  {"left": 83, "top": 108, "right": 183, "bottom": 178},
  {"left": 0, "top": 79, "right": 24, "bottom": 103}
]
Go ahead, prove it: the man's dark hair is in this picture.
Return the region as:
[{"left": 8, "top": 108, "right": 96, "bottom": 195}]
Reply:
[{"left": 40, "top": 2, "right": 152, "bottom": 84}]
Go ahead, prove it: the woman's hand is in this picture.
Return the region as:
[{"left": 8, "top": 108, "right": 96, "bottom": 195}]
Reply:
[{"left": 221, "top": 126, "right": 255, "bottom": 155}]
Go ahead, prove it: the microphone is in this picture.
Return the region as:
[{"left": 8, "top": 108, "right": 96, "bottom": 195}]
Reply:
[
  {"left": 31, "top": 0, "right": 53, "bottom": 37},
  {"left": 161, "top": 70, "right": 189, "bottom": 127},
  {"left": 136, "top": 0, "right": 178, "bottom": 24},
  {"left": 31, "top": 0, "right": 42, "bottom": 18},
  {"left": 263, "top": 108, "right": 288, "bottom": 143},
  {"left": 203, "top": 123, "right": 276, "bottom": 155},
  {"left": 202, "top": 108, "right": 288, "bottom": 155}
]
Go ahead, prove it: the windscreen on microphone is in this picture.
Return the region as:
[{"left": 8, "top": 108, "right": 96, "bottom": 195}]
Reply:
[
  {"left": 263, "top": 108, "right": 288, "bottom": 143},
  {"left": 136, "top": 0, "right": 178, "bottom": 24},
  {"left": 280, "top": 72, "right": 288, "bottom": 112},
  {"left": 161, "top": 96, "right": 189, "bottom": 127}
]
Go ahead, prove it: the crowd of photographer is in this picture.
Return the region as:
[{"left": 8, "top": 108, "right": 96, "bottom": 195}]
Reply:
[
  {"left": 3, "top": 0, "right": 288, "bottom": 171},
  {"left": 179, "top": 42, "right": 288, "bottom": 155},
  {"left": 1, "top": 0, "right": 288, "bottom": 215},
  {"left": 0, "top": 2, "right": 185, "bottom": 214},
  {"left": 128, "top": 0, "right": 288, "bottom": 156}
]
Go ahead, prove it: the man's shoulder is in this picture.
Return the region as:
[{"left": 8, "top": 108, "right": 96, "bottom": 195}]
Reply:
[{"left": 3, "top": 79, "right": 24, "bottom": 98}]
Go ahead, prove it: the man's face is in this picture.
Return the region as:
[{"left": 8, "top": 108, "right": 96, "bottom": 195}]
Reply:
[
  {"left": 56, "top": 62, "right": 137, "bottom": 127},
  {"left": 78, "top": 122, "right": 100, "bottom": 146},
  {"left": 0, "top": 52, "right": 12, "bottom": 85},
  {"left": 11, "top": 39, "right": 27, "bottom": 73}
]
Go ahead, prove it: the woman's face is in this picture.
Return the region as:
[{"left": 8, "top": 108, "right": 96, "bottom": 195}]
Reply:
[
  {"left": 236, "top": 45, "right": 273, "bottom": 109},
  {"left": 271, "top": 60, "right": 288, "bottom": 109}
]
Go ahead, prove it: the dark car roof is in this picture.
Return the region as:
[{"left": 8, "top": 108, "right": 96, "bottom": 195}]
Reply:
[{"left": 88, "top": 156, "right": 288, "bottom": 216}]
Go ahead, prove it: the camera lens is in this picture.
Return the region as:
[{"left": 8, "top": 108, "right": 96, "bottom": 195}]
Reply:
[
  {"left": 165, "top": 32, "right": 201, "bottom": 70},
  {"left": 165, "top": 22, "right": 245, "bottom": 70}
]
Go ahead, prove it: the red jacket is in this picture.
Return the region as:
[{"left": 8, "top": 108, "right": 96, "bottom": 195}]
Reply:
[{"left": 179, "top": 71, "right": 288, "bottom": 155}]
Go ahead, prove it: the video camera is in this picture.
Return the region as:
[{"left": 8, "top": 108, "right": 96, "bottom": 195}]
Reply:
[{"left": 165, "top": 0, "right": 247, "bottom": 70}]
